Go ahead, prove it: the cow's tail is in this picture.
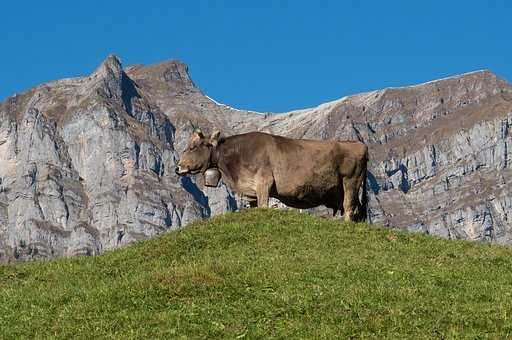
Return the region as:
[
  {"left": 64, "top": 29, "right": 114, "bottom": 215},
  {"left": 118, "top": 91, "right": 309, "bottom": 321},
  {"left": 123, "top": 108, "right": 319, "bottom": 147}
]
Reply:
[{"left": 360, "top": 148, "right": 369, "bottom": 222}]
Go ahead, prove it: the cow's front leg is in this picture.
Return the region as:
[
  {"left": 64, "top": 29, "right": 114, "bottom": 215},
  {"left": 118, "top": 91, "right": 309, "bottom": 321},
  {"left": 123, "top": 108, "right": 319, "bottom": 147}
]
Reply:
[
  {"left": 256, "top": 184, "right": 270, "bottom": 208},
  {"left": 256, "top": 173, "right": 274, "bottom": 208}
]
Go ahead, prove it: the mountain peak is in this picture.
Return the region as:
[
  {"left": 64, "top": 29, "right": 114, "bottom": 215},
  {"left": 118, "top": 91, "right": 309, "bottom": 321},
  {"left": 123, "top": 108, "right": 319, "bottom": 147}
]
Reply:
[
  {"left": 91, "top": 54, "right": 123, "bottom": 80},
  {"left": 390, "top": 69, "right": 509, "bottom": 92},
  {"left": 126, "top": 59, "right": 196, "bottom": 88}
]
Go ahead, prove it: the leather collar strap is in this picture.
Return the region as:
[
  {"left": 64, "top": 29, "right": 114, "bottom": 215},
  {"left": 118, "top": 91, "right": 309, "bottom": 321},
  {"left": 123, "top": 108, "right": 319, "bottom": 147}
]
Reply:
[{"left": 202, "top": 145, "right": 218, "bottom": 174}]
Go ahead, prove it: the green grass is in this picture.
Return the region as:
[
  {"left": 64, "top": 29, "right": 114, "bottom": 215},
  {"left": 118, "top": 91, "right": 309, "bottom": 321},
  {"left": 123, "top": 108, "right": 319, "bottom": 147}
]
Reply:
[{"left": 1, "top": 209, "right": 512, "bottom": 339}]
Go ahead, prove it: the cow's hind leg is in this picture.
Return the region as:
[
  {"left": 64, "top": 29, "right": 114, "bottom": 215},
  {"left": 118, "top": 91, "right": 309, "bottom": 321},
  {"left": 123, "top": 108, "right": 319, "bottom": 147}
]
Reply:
[
  {"left": 342, "top": 176, "right": 360, "bottom": 222},
  {"left": 333, "top": 178, "right": 344, "bottom": 217},
  {"left": 332, "top": 195, "right": 344, "bottom": 217}
]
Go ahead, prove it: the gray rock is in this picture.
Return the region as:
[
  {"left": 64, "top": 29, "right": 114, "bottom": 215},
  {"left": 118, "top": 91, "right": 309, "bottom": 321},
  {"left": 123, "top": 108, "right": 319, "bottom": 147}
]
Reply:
[{"left": 1, "top": 56, "right": 512, "bottom": 262}]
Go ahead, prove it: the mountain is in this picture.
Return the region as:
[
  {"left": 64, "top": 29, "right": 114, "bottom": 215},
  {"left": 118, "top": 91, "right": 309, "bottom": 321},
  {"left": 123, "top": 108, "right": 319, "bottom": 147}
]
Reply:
[{"left": 1, "top": 55, "right": 511, "bottom": 261}]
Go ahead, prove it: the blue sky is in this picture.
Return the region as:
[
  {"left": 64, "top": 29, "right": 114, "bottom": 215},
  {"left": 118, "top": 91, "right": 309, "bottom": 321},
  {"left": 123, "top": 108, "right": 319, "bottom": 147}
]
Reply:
[{"left": 1, "top": 1, "right": 510, "bottom": 112}]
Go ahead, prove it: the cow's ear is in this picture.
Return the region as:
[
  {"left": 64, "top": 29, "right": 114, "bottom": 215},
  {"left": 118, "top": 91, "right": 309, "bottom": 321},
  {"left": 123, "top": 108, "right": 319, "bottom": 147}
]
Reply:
[
  {"left": 209, "top": 130, "right": 221, "bottom": 147},
  {"left": 192, "top": 128, "right": 204, "bottom": 139}
]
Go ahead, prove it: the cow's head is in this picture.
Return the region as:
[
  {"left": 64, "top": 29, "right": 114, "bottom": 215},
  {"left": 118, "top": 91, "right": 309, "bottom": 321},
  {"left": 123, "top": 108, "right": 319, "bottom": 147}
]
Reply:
[{"left": 175, "top": 129, "right": 221, "bottom": 176}]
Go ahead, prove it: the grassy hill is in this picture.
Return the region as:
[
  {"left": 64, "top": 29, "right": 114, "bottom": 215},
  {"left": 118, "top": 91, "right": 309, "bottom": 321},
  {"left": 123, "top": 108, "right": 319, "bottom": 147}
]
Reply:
[{"left": 1, "top": 209, "right": 512, "bottom": 339}]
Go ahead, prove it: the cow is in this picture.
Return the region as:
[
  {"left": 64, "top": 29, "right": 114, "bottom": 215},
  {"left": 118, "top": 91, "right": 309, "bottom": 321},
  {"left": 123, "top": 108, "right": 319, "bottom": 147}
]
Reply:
[{"left": 175, "top": 129, "right": 368, "bottom": 222}]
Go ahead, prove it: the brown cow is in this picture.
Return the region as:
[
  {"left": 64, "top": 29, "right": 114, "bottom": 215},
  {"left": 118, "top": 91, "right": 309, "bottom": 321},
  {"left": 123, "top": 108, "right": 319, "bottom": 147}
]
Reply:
[{"left": 175, "top": 129, "right": 368, "bottom": 222}]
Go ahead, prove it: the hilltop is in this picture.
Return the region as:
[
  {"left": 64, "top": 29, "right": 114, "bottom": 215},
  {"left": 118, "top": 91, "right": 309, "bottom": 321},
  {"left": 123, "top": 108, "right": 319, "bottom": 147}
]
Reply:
[{"left": 1, "top": 209, "right": 511, "bottom": 338}]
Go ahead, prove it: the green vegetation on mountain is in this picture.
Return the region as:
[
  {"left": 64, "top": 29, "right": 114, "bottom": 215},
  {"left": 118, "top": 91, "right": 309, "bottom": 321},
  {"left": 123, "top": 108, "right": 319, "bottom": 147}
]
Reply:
[{"left": 1, "top": 209, "right": 511, "bottom": 339}]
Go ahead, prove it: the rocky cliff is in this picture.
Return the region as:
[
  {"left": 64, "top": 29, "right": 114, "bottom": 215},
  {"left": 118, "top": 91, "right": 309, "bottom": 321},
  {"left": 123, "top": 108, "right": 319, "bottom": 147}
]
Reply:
[{"left": 1, "top": 55, "right": 511, "bottom": 261}]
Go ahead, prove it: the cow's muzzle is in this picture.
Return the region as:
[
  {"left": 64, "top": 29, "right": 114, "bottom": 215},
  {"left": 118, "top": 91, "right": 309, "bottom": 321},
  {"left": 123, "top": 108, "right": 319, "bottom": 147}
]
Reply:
[
  {"left": 175, "top": 166, "right": 200, "bottom": 176},
  {"left": 175, "top": 166, "right": 188, "bottom": 176}
]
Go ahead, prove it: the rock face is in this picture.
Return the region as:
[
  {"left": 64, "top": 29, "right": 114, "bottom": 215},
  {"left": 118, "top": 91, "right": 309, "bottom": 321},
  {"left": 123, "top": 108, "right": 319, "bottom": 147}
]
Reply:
[
  {"left": 0, "top": 56, "right": 217, "bottom": 261},
  {"left": 258, "top": 72, "right": 512, "bottom": 243},
  {"left": 1, "top": 55, "right": 511, "bottom": 261}
]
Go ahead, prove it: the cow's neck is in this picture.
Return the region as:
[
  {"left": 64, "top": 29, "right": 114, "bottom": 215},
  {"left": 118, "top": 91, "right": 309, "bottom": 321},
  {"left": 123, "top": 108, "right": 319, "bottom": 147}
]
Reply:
[
  {"left": 208, "top": 145, "right": 219, "bottom": 168},
  {"left": 212, "top": 141, "right": 237, "bottom": 189}
]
